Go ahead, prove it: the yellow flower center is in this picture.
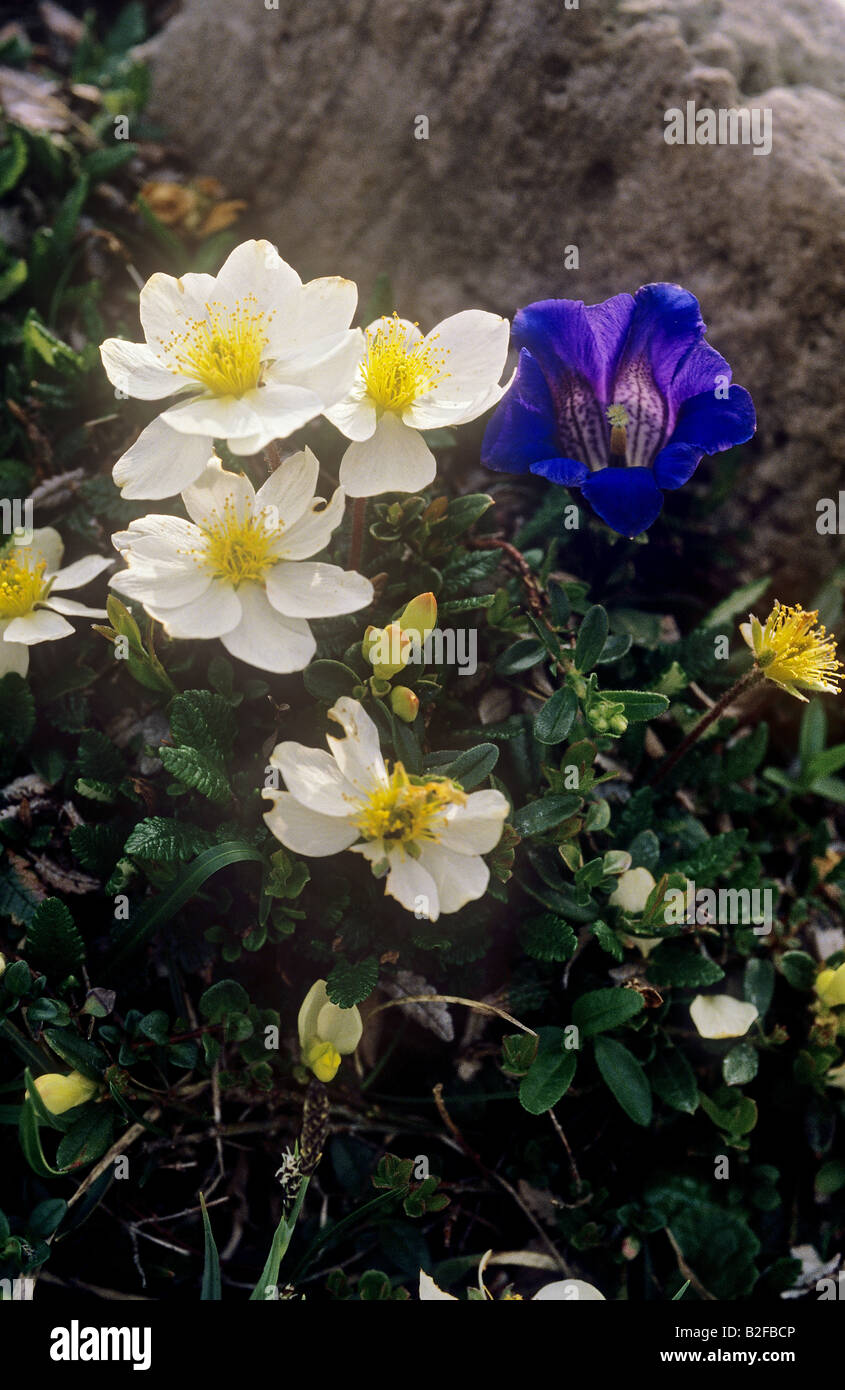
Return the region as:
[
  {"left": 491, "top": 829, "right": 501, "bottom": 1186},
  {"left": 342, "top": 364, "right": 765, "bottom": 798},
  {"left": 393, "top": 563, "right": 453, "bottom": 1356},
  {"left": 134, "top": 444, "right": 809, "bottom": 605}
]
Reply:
[
  {"left": 163, "top": 295, "right": 272, "bottom": 397},
  {"left": 305, "top": 1040, "right": 342, "bottom": 1083},
  {"left": 199, "top": 502, "right": 278, "bottom": 586},
  {"left": 0, "top": 553, "right": 48, "bottom": 619},
  {"left": 353, "top": 761, "right": 463, "bottom": 847},
  {"left": 361, "top": 314, "right": 449, "bottom": 411},
  {"left": 755, "top": 602, "right": 842, "bottom": 694}
]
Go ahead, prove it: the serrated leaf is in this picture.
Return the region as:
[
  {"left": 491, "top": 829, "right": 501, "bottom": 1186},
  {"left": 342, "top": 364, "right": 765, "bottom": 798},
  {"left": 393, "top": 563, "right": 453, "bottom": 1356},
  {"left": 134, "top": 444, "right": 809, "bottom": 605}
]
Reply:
[
  {"left": 519, "top": 913, "right": 577, "bottom": 962},
  {"left": 647, "top": 943, "right": 725, "bottom": 988},
  {"left": 76, "top": 730, "right": 125, "bottom": 786},
  {"left": 159, "top": 745, "right": 231, "bottom": 802},
  {"left": 326, "top": 956, "right": 378, "bottom": 1008},
  {"left": 69, "top": 822, "right": 127, "bottom": 877},
  {"left": 594, "top": 1036, "right": 652, "bottom": 1126},
  {"left": 572, "top": 988, "right": 645, "bottom": 1037},
  {"left": 26, "top": 898, "right": 85, "bottom": 976},
  {"left": 124, "top": 817, "right": 216, "bottom": 862},
  {"left": 590, "top": 920, "right": 624, "bottom": 961},
  {"left": 169, "top": 690, "right": 235, "bottom": 761},
  {"left": 0, "top": 672, "right": 35, "bottom": 748}
]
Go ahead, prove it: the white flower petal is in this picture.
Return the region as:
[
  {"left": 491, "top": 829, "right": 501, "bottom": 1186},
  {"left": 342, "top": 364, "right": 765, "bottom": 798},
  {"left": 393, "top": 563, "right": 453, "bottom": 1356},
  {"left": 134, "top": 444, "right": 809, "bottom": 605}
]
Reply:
[
  {"left": 28, "top": 528, "right": 63, "bottom": 572},
  {"left": 418, "top": 1271, "right": 457, "bottom": 1301},
  {"left": 151, "top": 580, "right": 242, "bottom": 639},
  {"left": 254, "top": 447, "right": 320, "bottom": 530},
  {"left": 161, "top": 392, "right": 263, "bottom": 438},
  {"left": 4, "top": 608, "right": 73, "bottom": 644},
  {"left": 421, "top": 309, "right": 509, "bottom": 400},
  {"left": 138, "top": 269, "right": 218, "bottom": 349},
  {"left": 323, "top": 388, "right": 377, "bottom": 442},
  {"left": 0, "top": 625, "right": 29, "bottom": 676},
  {"left": 44, "top": 596, "right": 106, "bottom": 618},
  {"left": 385, "top": 852, "right": 440, "bottom": 919},
  {"left": 213, "top": 239, "right": 301, "bottom": 331},
  {"left": 110, "top": 563, "right": 212, "bottom": 611},
  {"left": 235, "top": 382, "right": 326, "bottom": 442},
  {"left": 113, "top": 416, "right": 214, "bottom": 500},
  {"left": 275, "top": 486, "right": 346, "bottom": 561},
  {"left": 326, "top": 697, "right": 388, "bottom": 792},
  {"left": 533, "top": 1279, "right": 605, "bottom": 1301},
  {"left": 263, "top": 791, "right": 360, "bottom": 855},
  {"left": 48, "top": 554, "right": 113, "bottom": 590},
  {"left": 417, "top": 843, "right": 489, "bottom": 915},
  {"left": 111, "top": 514, "right": 202, "bottom": 562},
  {"left": 100, "top": 338, "right": 183, "bottom": 400},
  {"left": 220, "top": 583, "right": 315, "bottom": 672},
  {"left": 316, "top": 999, "right": 363, "bottom": 1054},
  {"left": 277, "top": 274, "right": 358, "bottom": 358},
  {"left": 265, "top": 560, "right": 372, "bottom": 619},
  {"left": 269, "top": 743, "right": 358, "bottom": 817},
  {"left": 180, "top": 456, "right": 255, "bottom": 529},
  {"left": 439, "top": 789, "right": 510, "bottom": 855},
  {"left": 298, "top": 980, "right": 330, "bottom": 1051},
  {"left": 338, "top": 412, "right": 436, "bottom": 497},
  {"left": 273, "top": 328, "right": 364, "bottom": 409},
  {"left": 609, "top": 867, "right": 657, "bottom": 915},
  {"left": 689, "top": 995, "right": 759, "bottom": 1040}
]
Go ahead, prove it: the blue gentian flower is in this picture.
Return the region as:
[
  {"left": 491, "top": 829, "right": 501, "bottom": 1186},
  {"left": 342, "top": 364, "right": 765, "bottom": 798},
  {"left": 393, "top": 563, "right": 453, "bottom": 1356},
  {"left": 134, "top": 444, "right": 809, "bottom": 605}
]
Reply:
[{"left": 481, "top": 283, "right": 755, "bottom": 537}]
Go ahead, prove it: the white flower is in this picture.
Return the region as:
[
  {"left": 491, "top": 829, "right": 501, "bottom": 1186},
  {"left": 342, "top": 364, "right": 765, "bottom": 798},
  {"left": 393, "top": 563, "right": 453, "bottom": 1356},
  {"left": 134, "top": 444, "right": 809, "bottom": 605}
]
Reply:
[
  {"left": 609, "top": 866, "right": 656, "bottom": 915},
  {"left": 0, "top": 528, "right": 112, "bottom": 677},
  {"left": 689, "top": 994, "right": 759, "bottom": 1039},
  {"left": 325, "top": 310, "right": 511, "bottom": 497},
  {"left": 418, "top": 1270, "right": 605, "bottom": 1301},
  {"left": 109, "top": 451, "right": 372, "bottom": 674},
  {"left": 101, "top": 239, "right": 364, "bottom": 499},
  {"left": 262, "top": 697, "right": 510, "bottom": 919},
  {"left": 298, "top": 979, "right": 363, "bottom": 1083}
]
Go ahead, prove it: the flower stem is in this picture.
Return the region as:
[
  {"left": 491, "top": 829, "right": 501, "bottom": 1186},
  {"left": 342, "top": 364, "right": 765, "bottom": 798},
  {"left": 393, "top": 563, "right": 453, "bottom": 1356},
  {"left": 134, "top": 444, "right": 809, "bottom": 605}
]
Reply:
[
  {"left": 348, "top": 496, "right": 367, "bottom": 571},
  {"left": 648, "top": 667, "right": 764, "bottom": 785}
]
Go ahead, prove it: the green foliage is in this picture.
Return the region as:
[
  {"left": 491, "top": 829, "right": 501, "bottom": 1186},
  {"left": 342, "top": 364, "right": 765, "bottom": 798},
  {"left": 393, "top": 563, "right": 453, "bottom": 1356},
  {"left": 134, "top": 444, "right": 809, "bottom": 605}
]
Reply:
[
  {"left": 26, "top": 899, "right": 85, "bottom": 977},
  {"left": 325, "top": 957, "right": 379, "bottom": 1008}
]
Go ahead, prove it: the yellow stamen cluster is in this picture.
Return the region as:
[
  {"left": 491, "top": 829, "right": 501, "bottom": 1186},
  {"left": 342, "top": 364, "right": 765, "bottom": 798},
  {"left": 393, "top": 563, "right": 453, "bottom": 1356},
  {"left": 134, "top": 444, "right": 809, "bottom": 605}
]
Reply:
[
  {"left": 354, "top": 762, "right": 463, "bottom": 847},
  {"left": 361, "top": 313, "right": 449, "bottom": 411},
  {"left": 0, "top": 553, "right": 48, "bottom": 619},
  {"left": 606, "top": 402, "right": 630, "bottom": 458},
  {"left": 199, "top": 501, "right": 277, "bottom": 586},
  {"left": 742, "top": 602, "right": 843, "bottom": 702},
  {"left": 163, "top": 295, "right": 271, "bottom": 397}
]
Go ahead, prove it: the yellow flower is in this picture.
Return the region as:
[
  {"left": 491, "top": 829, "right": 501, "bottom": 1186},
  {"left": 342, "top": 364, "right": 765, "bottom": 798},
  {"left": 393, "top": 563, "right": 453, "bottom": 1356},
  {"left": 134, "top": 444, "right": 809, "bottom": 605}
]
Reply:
[
  {"left": 816, "top": 962, "right": 845, "bottom": 1009},
  {"left": 740, "top": 602, "right": 842, "bottom": 703},
  {"left": 298, "top": 980, "right": 363, "bottom": 1083},
  {"left": 29, "top": 1071, "right": 98, "bottom": 1115}
]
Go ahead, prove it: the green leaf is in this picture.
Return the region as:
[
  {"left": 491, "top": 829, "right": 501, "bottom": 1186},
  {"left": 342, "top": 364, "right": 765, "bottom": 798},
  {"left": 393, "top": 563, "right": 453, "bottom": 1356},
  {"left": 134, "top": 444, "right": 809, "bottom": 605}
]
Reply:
[
  {"left": 431, "top": 743, "right": 498, "bottom": 789},
  {"left": 43, "top": 1028, "right": 108, "bottom": 1080},
  {"left": 651, "top": 1048, "right": 699, "bottom": 1114},
  {"left": 104, "top": 841, "right": 264, "bottom": 976},
  {"left": 594, "top": 1036, "right": 652, "bottom": 1126},
  {"left": 199, "top": 979, "right": 249, "bottom": 1023},
  {"left": 124, "top": 817, "right": 216, "bottom": 862},
  {"left": 0, "top": 127, "right": 27, "bottom": 196},
  {"left": 598, "top": 690, "right": 670, "bottom": 722},
  {"left": 805, "top": 743, "right": 845, "bottom": 783},
  {"left": 200, "top": 1193, "right": 221, "bottom": 1300},
  {"left": 799, "top": 700, "right": 827, "bottom": 766},
  {"left": 56, "top": 1108, "right": 114, "bottom": 1171},
  {"left": 518, "top": 1028, "right": 577, "bottom": 1114},
  {"left": 159, "top": 745, "right": 231, "bottom": 803},
  {"left": 816, "top": 1160, "right": 845, "bottom": 1196},
  {"left": 82, "top": 143, "right": 138, "bottom": 180},
  {"left": 513, "top": 793, "right": 581, "bottom": 837},
  {"left": 495, "top": 638, "right": 546, "bottom": 675},
  {"left": 169, "top": 690, "right": 235, "bottom": 761},
  {"left": 572, "top": 988, "right": 645, "bottom": 1038},
  {"left": 723, "top": 1042, "right": 758, "bottom": 1087},
  {"left": 647, "top": 943, "right": 725, "bottom": 988},
  {"left": 590, "top": 920, "right": 624, "bottom": 962},
  {"left": 18, "top": 1086, "right": 63, "bottom": 1179},
  {"left": 534, "top": 687, "right": 578, "bottom": 744},
  {"left": 519, "top": 913, "right": 577, "bottom": 962},
  {"left": 249, "top": 1177, "right": 310, "bottom": 1300},
  {"left": 0, "top": 257, "right": 27, "bottom": 304},
  {"left": 326, "top": 956, "right": 378, "bottom": 1009},
  {"left": 0, "top": 672, "right": 35, "bottom": 747},
  {"left": 26, "top": 898, "right": 85, "bottom": 976},
  {"left": 574, "top": 605, "right": 609, "bottom": 674},
  {"left": 303, "top": 660, "right": 360, "bottom": 701},
  {"left": 700, "top": 1089, "right": 757, "bottom": 1137},
  {"left": 69, "top": 822, "right": 127, "bottom": 876},
  {"left": 743, "top": 958, "right": 774, "bottom": 1019},
  {"left": 779, "top": 950, "right": 816, "bottom": 991},
  {"left": 703, "top": 578, "right": 770, "bottom": 630},
  {"left": 76, "top": 730, "right": 125, "bottom": 786}
]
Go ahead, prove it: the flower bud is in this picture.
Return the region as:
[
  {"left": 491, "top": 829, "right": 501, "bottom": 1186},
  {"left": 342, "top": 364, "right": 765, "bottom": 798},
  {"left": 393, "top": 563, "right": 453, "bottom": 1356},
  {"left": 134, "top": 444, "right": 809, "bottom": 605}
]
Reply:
[
  {"left": 390, "top": 685, "right": 420, "bottom": 722},
  {"left": 816, "top": 962, "right": 845, "bottom": 1008},
  {"left": 398, "top": 592, "right": 437, "bottom": 644},
  {"left": 609, "top": 867, "right": 656, "bottom": 916},
  {"left": 363, "top": 622, "right": 410, "bottom": 678},
  {"left": 30, "top": 1070, "right": 98, "bottom": 1115},
  {"left": 298, "top": 980, "right": 363, "bottom": 1084}
]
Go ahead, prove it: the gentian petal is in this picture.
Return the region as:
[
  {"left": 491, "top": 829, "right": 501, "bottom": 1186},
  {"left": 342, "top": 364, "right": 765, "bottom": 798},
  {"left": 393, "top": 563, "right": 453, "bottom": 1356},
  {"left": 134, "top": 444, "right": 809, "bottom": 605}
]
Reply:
[
  {"left": 481, "top": 349, "right": 558, "bottom": 473},
  {"left": 654, "top": 384, "right": 756, "bottom": 488},
  {"left": 651, "top": 443, "right": 703, "bottom": 490},
  {"left": 610, "top": 283, "right": 706, "bottom": 467},
  {"left": 529, "top": 457, "right": 590, "bottom": 486},
  {"left": 581, "top": 466, "right": 664, "bottom": 537}
]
